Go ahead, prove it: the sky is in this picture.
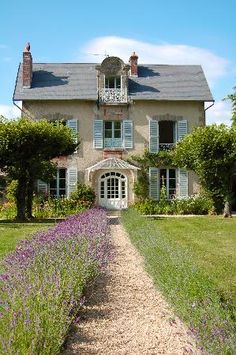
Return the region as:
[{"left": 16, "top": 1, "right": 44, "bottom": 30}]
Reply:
[{"left": 0, "top": 0, "right": 235, "bottom": 125}]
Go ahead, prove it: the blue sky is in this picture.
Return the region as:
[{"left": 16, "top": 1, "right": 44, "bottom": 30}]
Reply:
[{"left": 0, "top": 0, "right": 235, "bottom": 124}]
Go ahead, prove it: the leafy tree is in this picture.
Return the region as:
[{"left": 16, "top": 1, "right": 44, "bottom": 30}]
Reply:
[
  {"left": 0, "top": 118, "right": 78, "bottom": 220},
  {"left": 225, "top": 86, "right": 236, "bottom": 127},
  {"left": 174, "top": 124, "right": 236, "bottom": 216}
]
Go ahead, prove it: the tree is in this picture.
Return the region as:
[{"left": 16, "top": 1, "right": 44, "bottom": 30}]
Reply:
[
  {"left": 225, "top": 86, "right": 236, "bottom": 127},
  {"left": 174, "top": 124, "right": 236, "bottom": 216},
  {"left": 0, "top": 118, "right": 78, "bottom": 220}
]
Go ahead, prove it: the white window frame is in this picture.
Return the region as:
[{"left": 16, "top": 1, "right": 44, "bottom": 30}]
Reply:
[
  {"left": 49, "top": 168, "right": 67, "bottom": 198},
  {"left": 160, "top": 168, "right": 177, "bottom": 200},
  {"left": 104, "top": 120, "right": 123, "bottom": 148},
  {"left": 104, "top": 76, "right": 121, "bottom": 89}
]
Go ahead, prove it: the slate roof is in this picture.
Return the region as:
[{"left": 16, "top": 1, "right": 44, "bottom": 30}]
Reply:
[{"left": 13, "top": 63, "right": 213, "bottom": 101}]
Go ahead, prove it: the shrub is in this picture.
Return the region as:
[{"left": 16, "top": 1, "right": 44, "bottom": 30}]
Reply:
[
  {"left": 172, "top": 195, "right": 213, "bottom": 215},
  {"left": 0, "top": 182, "right": 96, "bottom": 220},
  {"left": 134, "top": 194, "right": 213, "bottom": 215},
  {"left": 133, "top": 170, "right": 149, "bottom": 200},
  {"left": 0, "top": 208, "right": 112, "bottom": 354},
  {"left": 70, "top": 183, "right": 96, "bottom": 208},
  {"left": 32, "top": 194, "right": 86, "bottom": 219},
  {"left": 5, "top": 180, "right": 17, "bottom": 203}
]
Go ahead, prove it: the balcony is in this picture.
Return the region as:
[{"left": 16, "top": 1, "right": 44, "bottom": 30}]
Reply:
[
  {"left": 99, "top": 88, "right": 128, "bottom": 104},
  {"left": 159, "top": 143, "right": 175, "bottom": 151},
  {"left": 104, "top": 138, "right": 123, "bottom": 148}
]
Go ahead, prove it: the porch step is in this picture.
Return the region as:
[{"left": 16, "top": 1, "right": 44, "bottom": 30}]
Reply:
[{"left": 106, "top": 209, "right": 122, "bottom": 217}]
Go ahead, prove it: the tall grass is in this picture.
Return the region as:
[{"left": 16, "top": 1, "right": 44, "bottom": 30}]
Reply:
[
  {"left": 0, "top": 208, "right": 112, "bottom": 354},
  {"left": 122, "top": 209, "right": 236, "bottom": 354}
]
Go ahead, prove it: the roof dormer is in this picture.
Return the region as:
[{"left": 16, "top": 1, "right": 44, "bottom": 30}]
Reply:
[{"left": 96, "top": 56, "right": 130, "bottom": 104}]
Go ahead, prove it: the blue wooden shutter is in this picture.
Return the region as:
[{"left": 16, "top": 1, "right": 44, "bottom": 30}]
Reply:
[
  {"left": 37, "top": 180, "right": 48, "bottom": 194},
  {"left": 177, "top": 120, "right": 188, "bottom": 141},
  {"left": 149, "top": 167, "right": 160, "bottom": 200},
  {"left": 67, "top": 168, "right": 78, "bottom": 196},
  {"left": 93, "top": 120, "right": 103, "bottom": 148},
  {"left": 149, "top": 120, "right": 159, "bottom": 153},
  {"left": 178, "top": 169, "right": 188, "bottom": 198},
  {"left": 66, "top": 119, "right": 78, "bottom": 144},
  {"left": 123, "top": 120, "right": 133, "bottom": 149}
]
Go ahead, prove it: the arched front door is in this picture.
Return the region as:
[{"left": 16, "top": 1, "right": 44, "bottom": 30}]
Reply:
[{"left": 99, "top": 172, "right": 127, "bottom": 209}]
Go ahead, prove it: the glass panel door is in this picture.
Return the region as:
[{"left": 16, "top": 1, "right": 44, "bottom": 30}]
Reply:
[{"left": 99, "top": 172, "right": 127, "bottom": 209}]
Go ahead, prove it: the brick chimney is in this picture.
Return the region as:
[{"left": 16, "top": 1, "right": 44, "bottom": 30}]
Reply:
[
  {"left": 23, "top": 42, "right": 32, "bottom": 88},
  {"left": 129, "top": 52, "right": 138, "bottom": 77}
]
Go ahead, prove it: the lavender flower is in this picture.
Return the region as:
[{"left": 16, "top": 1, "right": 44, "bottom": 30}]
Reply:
[{"left": 0, "top": 208, "right": 112, "bottom": 355}]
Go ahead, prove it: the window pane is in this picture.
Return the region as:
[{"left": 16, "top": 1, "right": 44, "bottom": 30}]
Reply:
[
  {"left": 50, "top": 180, "right": 57, "bottom": 189},
  {"left": 160, "top": 169, "right": 167, "bottom": 179},
  {"left": 105, "top": 78, "right": 109, "bottom": 88},
  {"left": 105, "top": 121, "right": 112, "bottom": 129},
  {"left": 60, "top": 180, "right": 66, "bottom": 189},
  {"left": 114, "top": 130, "right": 121, "bottom": 138},
  {"left": 105, "top": 77, "right": 115, "bottom": 88},
  {"left": 114, "top": 121, "right": 121, "bottom": 129},
  {"left": 116, "top": 77, "right": 121, "bottom": 88},
  {"left": 169, "top": 180, "right": 176, "bottom": 189},
  {"left": 59, "top": 168, "right": 66, "bottom": 178},
  {"left": 169, "top": 169, "right": 176, "bottom": 178},
  {"left": 105, "top": 130, "right": 112, "bottom": 138}
]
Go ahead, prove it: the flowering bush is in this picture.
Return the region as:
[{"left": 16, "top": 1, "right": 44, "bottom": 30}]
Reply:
[
  {"left": 0, "top": 208, "right": 112, "bottom": 354},
  {"left": 33, "top": 194, "right": 87, "bottom": 218},
  {"left": 70, "top": 183, "right": 96, "bottom": 207},
  {"left": 134, "top": 194, "right": 213, "bottom": 215}
]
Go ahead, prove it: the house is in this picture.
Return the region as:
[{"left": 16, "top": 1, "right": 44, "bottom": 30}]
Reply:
[{"left": 13, "top": 44, "right": 213, "bottom": 210}]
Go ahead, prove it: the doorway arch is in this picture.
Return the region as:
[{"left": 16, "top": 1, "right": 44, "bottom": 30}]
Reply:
[{"left": 99, "top": 171, "right": 127, "bottom": 209}]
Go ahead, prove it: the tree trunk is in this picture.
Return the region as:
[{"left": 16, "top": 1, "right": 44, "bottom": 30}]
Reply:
[
  {"left": 212, "top": 195, "right": 224, "bottom": 215},
  {"left": 26, "top": 178, "right": 34, "bottom": 219},
  {"left": 223, "top": 201, "right": 232, "bottom": 218},
  {"left": 15, "top": 176, "right": 27, "bottom": 221}
]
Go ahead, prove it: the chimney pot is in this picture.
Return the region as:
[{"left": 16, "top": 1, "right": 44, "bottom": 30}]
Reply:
[
  {"left": 129, "top": 51, "right": 138, "bottom": 77},
  {"left": 23, "top": 42, "right": 32, "bottom": 88}
]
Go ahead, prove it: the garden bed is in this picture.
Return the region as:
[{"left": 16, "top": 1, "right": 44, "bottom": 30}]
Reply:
[{"left": 0, "top": 208, "right": 112, "bottom": 354}]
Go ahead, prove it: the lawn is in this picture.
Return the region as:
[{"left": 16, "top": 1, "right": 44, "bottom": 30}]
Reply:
[
  {"left": 0, "top": 221, "right": 54, "bottom": 260},
  {"left": 121, "top": 209, "right": 236, "bottom": 355}
]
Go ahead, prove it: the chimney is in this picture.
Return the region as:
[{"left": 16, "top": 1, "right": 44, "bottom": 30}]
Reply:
[
  {"left": 129, "top": 51, "right": 138, "bottom": 77},
  {"left": 23, "top": 42, "right": 32, "bottom": 88}
]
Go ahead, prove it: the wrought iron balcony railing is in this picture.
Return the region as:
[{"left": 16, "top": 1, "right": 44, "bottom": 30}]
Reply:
[
  {"left": 159, "top": 143, "right": 175, "bottom": 151},
  {"left": 99, "top": 88, "right": 128, "bottom": 104}
]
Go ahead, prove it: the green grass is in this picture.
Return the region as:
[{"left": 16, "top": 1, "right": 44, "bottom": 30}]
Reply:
[
  {"left": 0, "top": 221, "right": 54, "bottom": 260},
  {"left": 121, "top": 209, "right": 236, "bottom": 354}
]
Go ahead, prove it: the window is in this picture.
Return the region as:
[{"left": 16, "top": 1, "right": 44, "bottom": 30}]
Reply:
[
  {"left": 93, "top": 119, "right": 133, "bottom": 149},
  {"left": 149, "top": 119, "right": 188, "bottom": 153},
  {"left": 159, "top": 121, "right": 176, "bottom": 150},
  {"left": 105, "top": 76, "right": 121, "bottom": 89},
  {"left": 104, "top": 121, "right": 122, "bottom": 148},
  {"left": 160, "top": 168, "right": 176, "bottom": 199},
  {"left": 49, "top": 168, "right": 66, "bottom": 197}
]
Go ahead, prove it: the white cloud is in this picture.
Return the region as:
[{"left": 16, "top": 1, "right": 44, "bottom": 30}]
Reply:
[
  {"left": 79, "top": 36, "right": 229, "bottom": 86},
  {"left": 0, "top": 104, "right": 21, "bottom": 119},
  {"left": 206, "top": 100, "right": 232, "bottom": 126}
]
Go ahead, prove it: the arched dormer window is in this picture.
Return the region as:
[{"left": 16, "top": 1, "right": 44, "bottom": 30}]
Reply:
[{"left": 96, "top": 56, "right": 130, "bottom": 104}]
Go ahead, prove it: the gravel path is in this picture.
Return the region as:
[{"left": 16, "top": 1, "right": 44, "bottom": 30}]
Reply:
[{"left": 64, "top": 216, "right": 201, "bottom": 355}]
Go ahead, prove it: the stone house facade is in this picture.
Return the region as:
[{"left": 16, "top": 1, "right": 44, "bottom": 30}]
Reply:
[{"left": 13, "top": 45, "right": 213, "bottom": 209}]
